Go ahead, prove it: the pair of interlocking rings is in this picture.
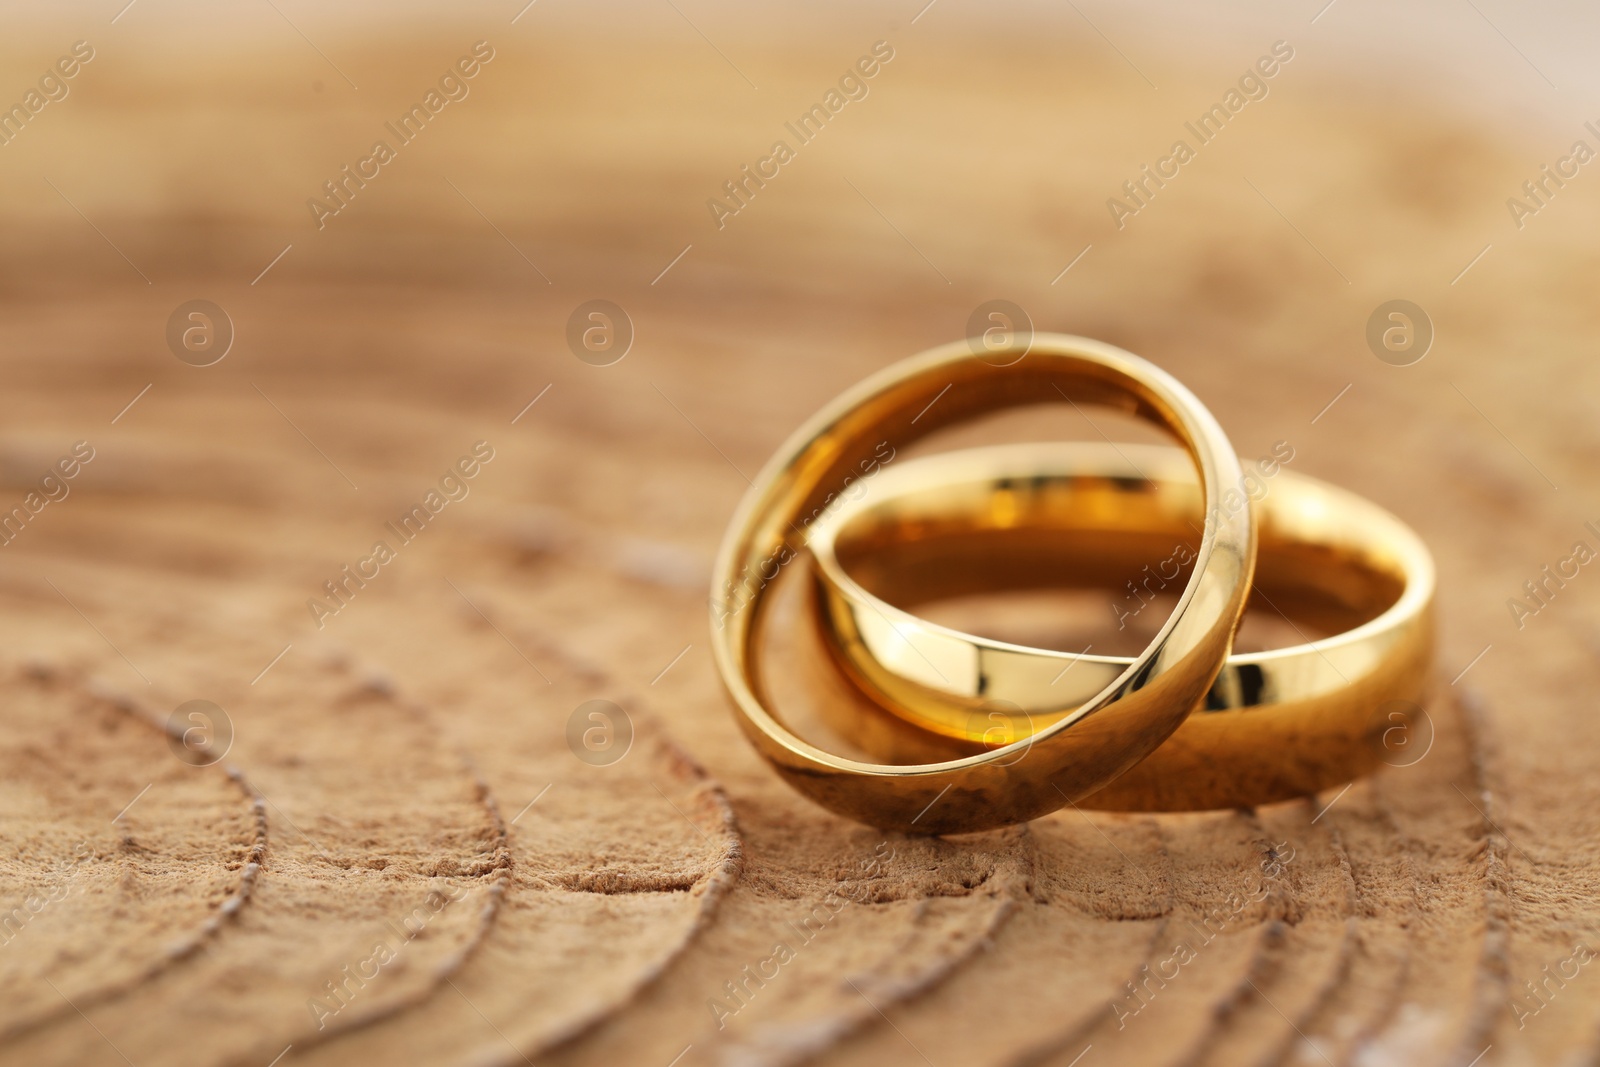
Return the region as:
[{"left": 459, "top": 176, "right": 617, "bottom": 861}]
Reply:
[{"left": 710, "top": 336, "right": 1434, "bottom": 834}]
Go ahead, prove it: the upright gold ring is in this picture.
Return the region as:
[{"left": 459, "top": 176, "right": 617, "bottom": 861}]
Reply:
[
  {"left": 709, "top": 334, "right": 1255, "bottom": 834},
  {"left": 807, "top": 442, "right": 1436, "bottom": 810}
]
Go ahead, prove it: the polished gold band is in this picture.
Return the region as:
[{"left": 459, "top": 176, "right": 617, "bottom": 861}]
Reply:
[
  {"left": 807, "top": 442, "right": 1436, "bottom": 810},
  {"left": 709, "top": 335, "right": 1255, "bottom": 834}
]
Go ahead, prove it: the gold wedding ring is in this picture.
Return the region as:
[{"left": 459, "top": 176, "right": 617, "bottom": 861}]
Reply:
[
  {"left": 709, "top": 335, "right": 1255, "bottom": 834},
  {"left": 807, "top": 442, "right": 1435, "bottom": 810}
]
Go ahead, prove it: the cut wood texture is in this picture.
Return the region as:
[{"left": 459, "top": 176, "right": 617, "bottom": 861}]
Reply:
[{"left": 0, "top": 5, "right": 1594, "bottom": 1065}]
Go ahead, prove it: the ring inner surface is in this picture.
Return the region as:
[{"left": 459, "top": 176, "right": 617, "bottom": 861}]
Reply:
[{"left": 832, "top": 457, "right": 1404, "bottom": 652}]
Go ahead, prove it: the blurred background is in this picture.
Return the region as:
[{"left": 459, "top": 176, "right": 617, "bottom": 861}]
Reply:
[{"left": 0, "top": 1, "right": 1596, "bottom": 1065}]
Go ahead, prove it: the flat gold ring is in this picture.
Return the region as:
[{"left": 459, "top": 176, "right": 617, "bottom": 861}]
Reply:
[
  {"left": 807, "top": 442, "right": 1436, "bottom": 810},
  {"left": 709, "top": 334, "right": 1255, "bottom": 834}
]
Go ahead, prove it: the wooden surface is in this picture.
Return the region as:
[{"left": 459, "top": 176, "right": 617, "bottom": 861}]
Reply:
[{"left": 0, "top": 4, "right": 1596, "bottom": 1065}]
